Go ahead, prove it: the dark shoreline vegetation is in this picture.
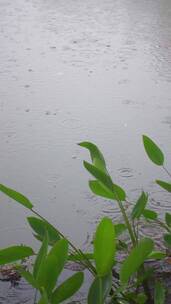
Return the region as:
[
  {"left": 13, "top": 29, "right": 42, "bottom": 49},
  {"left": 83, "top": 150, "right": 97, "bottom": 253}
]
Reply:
[{"left": 0, "top": 135, "right": 171, "bottom": 303}]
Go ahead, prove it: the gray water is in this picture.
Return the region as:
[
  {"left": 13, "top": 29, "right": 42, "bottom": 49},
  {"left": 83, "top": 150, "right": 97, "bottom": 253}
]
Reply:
[{"left": 0, "top": 0, "right": 171, "bottom": 302}]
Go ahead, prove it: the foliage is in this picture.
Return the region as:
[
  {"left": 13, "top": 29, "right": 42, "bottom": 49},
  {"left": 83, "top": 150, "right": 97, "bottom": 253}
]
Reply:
[{"left": 0, "top": 135, "right": 171, "bottom": 303}]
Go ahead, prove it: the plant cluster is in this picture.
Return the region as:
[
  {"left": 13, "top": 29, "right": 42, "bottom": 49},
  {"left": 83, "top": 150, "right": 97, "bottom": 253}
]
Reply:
[{"left": 0, "top": 135, "right": 171, "bottom": 303}]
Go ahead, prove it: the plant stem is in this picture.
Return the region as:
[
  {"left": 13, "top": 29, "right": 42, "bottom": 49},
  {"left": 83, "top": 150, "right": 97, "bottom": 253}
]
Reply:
[
  {"left": 31, "top": 209, "right": 96, "bottom": 275},
  {"left": 155, "top": 219, "right": 171, "bottom": 233},
  {"left": 117, "top": 200, "right": 136, "bottom": 246},
  {"left": 132, "top": 220, "right": 138, "bottom": 245},
  {"left": 163, "top": 166, "right": 171, "bottom": 178}
]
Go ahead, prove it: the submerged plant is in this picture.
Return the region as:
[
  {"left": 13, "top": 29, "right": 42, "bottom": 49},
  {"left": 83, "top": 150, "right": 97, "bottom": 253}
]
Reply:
[{"left": 0, "top": 135, "right": 170, "bottom": 303}]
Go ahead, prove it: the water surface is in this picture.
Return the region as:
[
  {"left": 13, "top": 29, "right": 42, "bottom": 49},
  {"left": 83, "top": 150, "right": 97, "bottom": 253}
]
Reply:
[{"left": 0, "top": 0, "right": 171, "bottom": 302}]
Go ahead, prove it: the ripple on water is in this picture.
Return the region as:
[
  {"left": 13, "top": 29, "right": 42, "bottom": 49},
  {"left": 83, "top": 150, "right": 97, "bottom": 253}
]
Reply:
[
  {"left": 118, "top": 167, "right": 134, "bottom": 178},
  {"left": 149, "top": 189, "right": 171, "bottom": 212}
]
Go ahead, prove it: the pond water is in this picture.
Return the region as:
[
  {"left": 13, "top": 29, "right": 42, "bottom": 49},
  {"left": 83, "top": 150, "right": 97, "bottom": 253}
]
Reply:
[{"left": 0, "top": 0, "right": 171, "bottom": 302}]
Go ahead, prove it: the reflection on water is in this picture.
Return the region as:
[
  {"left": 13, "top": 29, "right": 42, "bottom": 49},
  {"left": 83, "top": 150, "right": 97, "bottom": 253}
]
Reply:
[{"left": 0, "top": 0, "right": 171, "bottom": 302}]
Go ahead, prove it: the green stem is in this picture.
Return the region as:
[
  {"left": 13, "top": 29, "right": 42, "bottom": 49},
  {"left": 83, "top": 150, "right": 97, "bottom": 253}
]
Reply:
[
  {"left": 163, "top": 166, "right": 171, "bottom": 179},
  {"left": 117, "top": 200, "right": 136, "bottom": 246},
  {"left": 132, "top": 220, "right": 138, "bottom": 245},
  {"left": 31, "top": 209, "right": 96, "bottom": 275},
  {"left": 155, "top": 219, "right": 171, "bottom": 233}
]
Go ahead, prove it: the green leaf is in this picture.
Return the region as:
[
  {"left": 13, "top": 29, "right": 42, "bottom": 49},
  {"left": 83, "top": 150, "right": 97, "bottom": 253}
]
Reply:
[
  {"left": 94, "top": 217, "right": 115, "bottom": 276},
  {"left": 88, "top": 276, "right": 102, "bottom": 304},
  {"left": 165, "top": 212, "right": 171, "bottom": 228},
  {"left": 164, "top": 233, "right": 171, "bottom": 248},
  {"left": 84, "top": 161, "right": 113, "bottom": 192},
  {"left": 0, "top": 245, "right": 34, "bottom": 265},
  {"left": 142, "top": 209, "right": 158, "bottom": 220},
  {"left": 131, "top": 192, "right": 148, "bottom": 219},
  {"left": 142, "top": 135, "right": 164, "bottom": 166},
  {"left": 84, "top": 162, "right": 126, "bottom": 201},
  {"left": 38, "top": 288, "right": 49, "bottom": 304},
  {"left": 88, "top": 273, "right": 112, "bottom": 304},
  {"left": 114, "top": 223, "right": 127, "bottom": 237},
  {"left": 27, "top": 217, "right": 60, "bottom": 245},
  {"left": 68, "top": 253, "right": 94, "bottom": 262},
  {"left": 0, "top": 184, "right": 33, "bottom": 209},
  {"left": 37, "top": 239, "right": 68, "bottom": 295},
  {"left": 156, "top": 180, "right": 171, "bottom": 192},
  {"left": 89, "top": 180, "right": 114, "bottom": 200},
  {"left": 147, "top": 251, "right": 166, "bottom": 260},
  {"left": 33, "top": 232, "right": 48, "bottom": 279},
  {"left": 16, "top": 267, "right": 38, "bottom": 289},
  {"left": 51, "top": 272, "right": 84, "bottom": 304},
  {"left": 136, "top": 293, "right": 147, "bottom": 304},
  {"left": 113, "top": 183, "right": 126, "bottom": 201},
  {"left": 154, "top": 281, "right": 165, "bottom": 304},
  {"left": 120, "top": 238, "right": 154, "bottom": 285},
  {"left": 89, "top": 180, "right": 126, "bottom": 201},
  {"left": 79, "top": 142, "right": 107, "bottom": 173},
  {"left": 135, "top": 268, "right": 154, "bottom": 288},
  {"left": 101, "top": 273, "right": 112, "bottom": 301}
]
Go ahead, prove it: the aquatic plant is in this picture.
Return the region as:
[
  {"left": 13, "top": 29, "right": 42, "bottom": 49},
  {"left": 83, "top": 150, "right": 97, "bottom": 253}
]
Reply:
[{"left": 0, "top": 135, "right": 171, "bottom": 303}]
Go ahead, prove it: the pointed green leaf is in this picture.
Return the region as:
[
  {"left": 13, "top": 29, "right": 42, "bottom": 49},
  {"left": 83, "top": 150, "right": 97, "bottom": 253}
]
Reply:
[
  {"left": 0, "top": 184, "right": 33, "bottom": 209},
  {"left": 89, "top": 180, "right": 114, "bottom": 199},
  {"left": 113, "top": 183, "right": 126, "bottom": 201},
  {"left": 147, "top": 251, "right": 166, "bottom": 260},
  {"left": 120, "top": 238, "right": 154, "bottom": 285},
  {"left": 89, "top": 180, "right": 126, "bottom": 201},
  {"left": 16, "top": 266, "right": 38, "bottom": 289},
  {"left": 79, "top": 142, "right": 107, "bottom": 173},
  {"left": 142, "top": 135, "right": 164, "bottom": 166},
  {"left": 33, "top": 232, "right": 48, "bottom": 279},
  {"left": 94, "top": 217, "right": 115, "bottom": 276},
  {"left": 88, "top": 273, "right": 112, "bottom": 304},
  {"left": 154, "top": 281, "right": 165, "bottom": 304},
  {"left": 131, "top": 192, "right": 148, "bottom": 219},
  {"left": 142, "top": 209, "right": 158, "bottom": 220},
  {"left": 0, "top": 245, "right": 34, "bottom": 265},
  {"left": 84, "top": 161, "right": 113, "bottom": 192},
  {"left": 156, "top": 180, "right": 171, "bottom": 192},
  {"left": 164, "top": 233, "right": 171, "bottom": 248},
  {"left": 165, "top": 212, "right": 171, "bottom": 228},
  {"left": 51, "top": 272, "right": 84, "bottom": 304},
  {"left": 88, "top": 276, "right": 102, "bottom": 304},
  {"left": 27, "top": 217, "right": 60, "bottom": 245},
  {"left": 37, "top": 239, "right": 68, "bottom": 294},
  {"left": 33, "top": 234, "right": 45, "bottom": 243}
]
